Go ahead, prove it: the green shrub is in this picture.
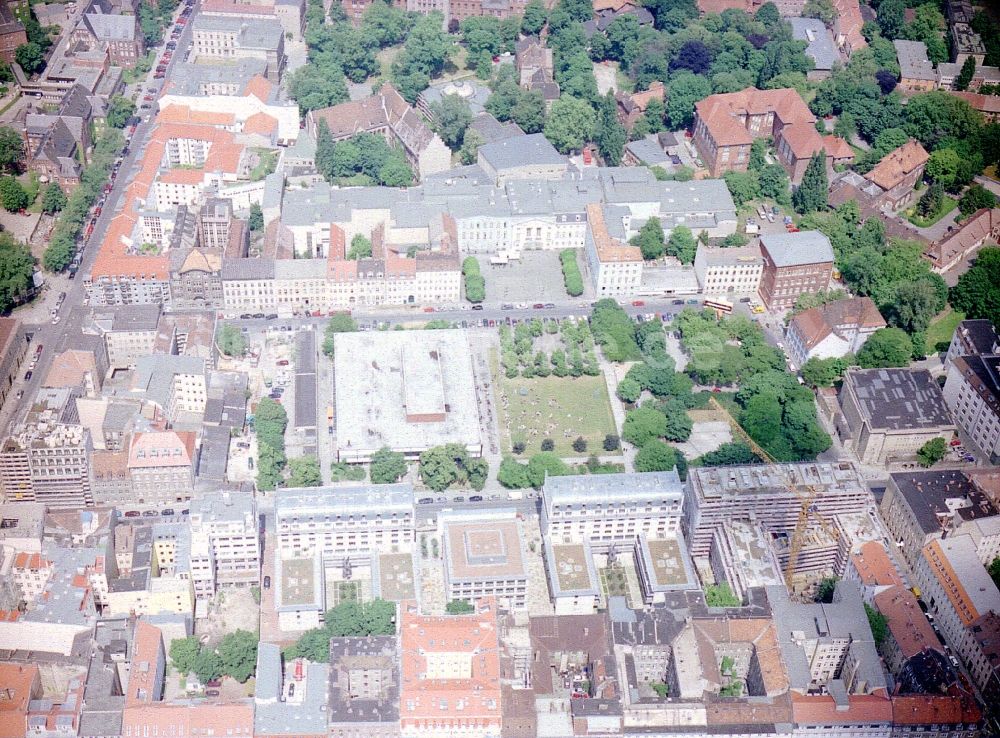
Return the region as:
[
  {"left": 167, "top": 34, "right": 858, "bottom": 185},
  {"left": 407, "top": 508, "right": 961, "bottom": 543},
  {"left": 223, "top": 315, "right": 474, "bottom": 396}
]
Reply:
[{"left": 560, "top": 249, "right": 584, "bottom": 296}]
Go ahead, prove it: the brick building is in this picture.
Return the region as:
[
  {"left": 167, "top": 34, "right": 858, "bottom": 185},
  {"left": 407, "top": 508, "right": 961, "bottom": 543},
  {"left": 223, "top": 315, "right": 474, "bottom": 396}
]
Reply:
[{"left": 757, "top": 230, "right": 835, "bottom": 310}]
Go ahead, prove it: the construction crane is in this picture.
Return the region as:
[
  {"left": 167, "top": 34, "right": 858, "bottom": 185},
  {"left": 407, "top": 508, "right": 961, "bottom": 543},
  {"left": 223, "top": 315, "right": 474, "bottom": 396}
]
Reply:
[{"left": 707, "top": 396, "right": 837, "bottom": 590}]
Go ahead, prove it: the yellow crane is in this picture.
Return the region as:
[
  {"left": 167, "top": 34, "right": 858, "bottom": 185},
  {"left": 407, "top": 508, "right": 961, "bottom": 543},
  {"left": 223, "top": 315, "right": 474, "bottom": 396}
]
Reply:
[{"left": 707, "top": 396, "right": 836, "bottom": 589}]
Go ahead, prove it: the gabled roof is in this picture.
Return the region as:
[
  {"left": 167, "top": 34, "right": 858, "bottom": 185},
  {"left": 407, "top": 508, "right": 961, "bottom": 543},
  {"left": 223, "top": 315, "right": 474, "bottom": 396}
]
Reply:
[
  {"left": 865, "top": 140, "right": 929, "bottom": 191},
  {"left": 43, "top": 349, "right": 98, "bottom": 389},
  {"left": 788, "top": 297, "right": 886, "bottom": 351},
  {"left": 696, "top": 87, "right": 815, "bottom": 148}
]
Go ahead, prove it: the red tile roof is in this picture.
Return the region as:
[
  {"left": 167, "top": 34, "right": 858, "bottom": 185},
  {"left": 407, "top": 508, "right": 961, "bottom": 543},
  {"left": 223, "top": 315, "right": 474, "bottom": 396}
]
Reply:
[
  {"left": 791, "top": 692, "right": 893, "bottom": 725},
  {"left": 873, "top": 585, "right": 939, "bottom": 659},
  {"left": 91, "top": 120, "right": 246, "bottom": 282},
  {"left": 865, "top": 140, "right": 929, "bottom": 191},
  {"left": 399, "top": 599, "right": 502, "bottom": 731},
  {"left": 850, "top": 541, "right": 904, "bottom": 587},
  {"left": 0, "top": 664, "right": 40, "bottom": 738},
  {"left": 243, "top": 74, "right": 273, "bottom": 103},
  {"left": 950, "top": 91, "right": 1000, "bottom": 115},
  {"left": 923, "top": 207, "right": 1000, "bottom": 270},
  {"left": 891, "top": 694, "right": 982, "bottom": 726},
  {"left": 789, "top": 297, "right": 886, "bottom": 352},
  {"left": 126, "top": 622, "right": 164, "bottom": 707},
  {"left": 696, "top": 88, "right": 815, "bottom": 148}
]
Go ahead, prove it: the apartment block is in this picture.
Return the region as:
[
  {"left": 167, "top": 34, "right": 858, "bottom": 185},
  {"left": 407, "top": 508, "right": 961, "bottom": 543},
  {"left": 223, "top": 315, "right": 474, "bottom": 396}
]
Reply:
[
  {"left": 914, "top": 535, "right": 1000, "bottom": 702},
  {"left": 694, "top": 243, "right": 764, "bottom": 296},
  {"left": 328, "top": 636, "right": 400, "bottom": 738},
  {"left": 307, "top": 85, "right": 451, "bottom": 180},
  {"left": 188, "top": 490, "right": 260, "bottom": 600},
  {"left": 944, "top": 351, "right": 1000, "bottom": 464},
  {"left": 770, "top": 582, "right": 894, "bottom": 738},
  {"left": 127, "top": 431, "right": 197, "bottom": 507},
  {"left": 190, "top": 15, "right": 286, "bottom": 81},
  {"left": 542, "top": 471, "right": 695, "bottom": 612},
  {"left": 0, "top": 387, "right": 93, "bottom": 508},
  {"left": 692, "top": 87, "right": 852, "bottom": 182},
  {"left": 275, "top": 484, "right": 414, "bottom": 559},
  {"left": 440, "top": 509, "right": 528, "bottom": 610},
  {"left": 881, "top": 470, "right": 999, "bottom": 570},
  {"left": 839, "top": 368, "right": 956, "bottom": 465},
  {"left": 584, "top": 203, "right": 644, "bottom": 297},
  {"left": 254, "top": 643, "right": 330, "bottom": 738}
]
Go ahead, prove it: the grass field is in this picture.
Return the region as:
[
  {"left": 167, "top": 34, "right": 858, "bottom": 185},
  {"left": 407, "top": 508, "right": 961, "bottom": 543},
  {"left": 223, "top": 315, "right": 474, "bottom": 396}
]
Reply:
[
  {"left": 495, "top": 370, "right": 619, "bottom": 457},
  {"left": 906, "top": 196, "right": 958, "bottom": 228},
  {"left": 926, "top": 307, "right": 965, "bottom": 354}
]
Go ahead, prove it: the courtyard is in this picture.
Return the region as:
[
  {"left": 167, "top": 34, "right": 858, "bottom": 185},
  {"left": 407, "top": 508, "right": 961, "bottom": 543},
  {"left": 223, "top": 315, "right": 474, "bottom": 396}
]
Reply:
[{"left": 482, "top": 250, "right": 591, "bottom": 303}]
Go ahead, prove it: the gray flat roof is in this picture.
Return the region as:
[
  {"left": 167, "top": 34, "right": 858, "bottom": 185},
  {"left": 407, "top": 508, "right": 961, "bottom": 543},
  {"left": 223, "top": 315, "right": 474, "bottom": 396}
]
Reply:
[
  {"left": 478, "top": 132, "right": 565, "bottom": 172},
  {"left": 845, "top": 368, "right": 954, "bottom": 431},
  {"left": 544, "top": 470, "right": 685, "bottom": 505},
  {"left": 760, "top": 231, "right": 835, "bottom": 267},
  {"left": 276, "top": 483, "right": 414, "bottom": 518},
  {"left": 888, "top": 469, "right": 996, "bottom": 535},
  {"left": 790, "top": 17, "right": 837, "bottom": 70}
]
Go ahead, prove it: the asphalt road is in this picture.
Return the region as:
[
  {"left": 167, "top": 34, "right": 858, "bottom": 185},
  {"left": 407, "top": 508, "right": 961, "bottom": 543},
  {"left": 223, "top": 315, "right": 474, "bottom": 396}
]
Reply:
[
  {"left": 221, "top": 295, "right": 760, "bottom": 331},
  {"left": 1, "top": 4, "right": 196, "bottom": 431}
]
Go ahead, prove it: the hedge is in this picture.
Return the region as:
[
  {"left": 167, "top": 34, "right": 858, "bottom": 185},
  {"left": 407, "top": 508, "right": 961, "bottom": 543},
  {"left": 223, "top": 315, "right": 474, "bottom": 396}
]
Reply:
[{"left": 560, "top": 249, "right": 584, "bottom": 296}]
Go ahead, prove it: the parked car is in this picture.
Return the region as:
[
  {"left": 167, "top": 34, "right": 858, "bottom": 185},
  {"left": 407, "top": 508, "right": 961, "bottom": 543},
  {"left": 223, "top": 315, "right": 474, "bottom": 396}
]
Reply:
[
  {"left": 265, "top": 313, "right": 278, "bottom": 320},
  {"left": 469, "top": 495, "right": 483, "bottom": 502},
  {"left": 161, "top": 509, "right": 175, "bottom": 516},
  {"left": 418, "top": 497, "right": 434, "bottom": 504},
  {"left": 263, "top": 575, "right": 271, "bottom": 589},
  {"left": 205, "top": 690, "right": 220, "bottom": 697},
  {"left": 532, "top": 303, "right": 544, "bottom": 309},
  {"left": 472, "top": 304, "right": 483, "bottom": 311},
  {"left": 142, "top": 510, "right": 158, "bottom": 517},
  {"left": 632, "top": 300, "right": 645, "bottom": 307},
  {"left": 124, "top": 511, "right": 141, "bottom": 518},
  {"left": 24, "top": 371, "right": 32, "bottom": 381},
  {"left": 206, "top": 680, "right": 222, "bottom": 688},
  {"left": 252, "top": 313, "right": 265, "bottom": 319}
]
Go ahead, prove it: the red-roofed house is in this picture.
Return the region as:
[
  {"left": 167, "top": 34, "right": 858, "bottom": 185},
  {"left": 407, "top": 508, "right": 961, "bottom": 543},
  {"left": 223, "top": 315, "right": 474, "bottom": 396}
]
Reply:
[
  {"left": 615, "top": 81, "right": 664, "bottom": 131},
  {"left": 873, "top": 585, "right": 941, "bottom": 673},
  {"left": 11, "top": 552, "right": 53, "bottom": 603},
  {"left": 399, "top": 599, "right": 502, "bottom": 737},
  {"left": 127, "top": 430, "right": 197, "bottom": 507},
  {"left": 863, "top": 139, "right": 929, "bottom": 211},
  {"left": 845, "top": 541, "right": 904, "bottom": 604},
  {"left": 693, "top": 87, "right": 851, "bottom": 182},
  {"left": 923, "top": 207, "right": 1000, "bottom": 274},
  {"left": 0, "top": 664, "right": 41, "bottom": 738},
  {"left": 126, "top": 622, "right": 166, "bottom": 707},
  {"left": 891, "top": 693, "right": 983, "bottom": 737},
  {"left": 785, "top": 296, "right": 886, "bottom": 366}
]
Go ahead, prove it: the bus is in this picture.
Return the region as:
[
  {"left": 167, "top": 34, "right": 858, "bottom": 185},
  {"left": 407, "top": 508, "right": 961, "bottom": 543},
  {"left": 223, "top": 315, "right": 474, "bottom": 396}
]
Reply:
[{"left": 703, "top": 297, "right": 734, "bottom": 315}]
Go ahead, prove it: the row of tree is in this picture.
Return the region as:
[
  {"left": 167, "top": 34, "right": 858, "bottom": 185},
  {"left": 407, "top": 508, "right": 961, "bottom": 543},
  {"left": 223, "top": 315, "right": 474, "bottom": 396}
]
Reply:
[
  {"left": 44, "top": 127, "right": 126, "bottom": 272},
  {"left": 285, "top": 600, "right": 397, "bottom": 662},
  {"left": 254, "top": 397, "right": 288, "bottom": 490},
  {"left": 169, "top": 630, "right": 258, "bottom": 684}
]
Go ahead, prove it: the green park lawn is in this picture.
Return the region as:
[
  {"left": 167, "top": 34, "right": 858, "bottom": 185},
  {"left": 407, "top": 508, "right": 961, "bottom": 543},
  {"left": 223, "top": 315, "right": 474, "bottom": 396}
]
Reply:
[
  {"left": 906, "top": 196, "right": 957, "bottom": 228},
  {"left": 925, "top": 307, "right": 965, "bottom": 354},
  {"left": 495, "top": 372, "right": 619, "bottom": 457}
]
